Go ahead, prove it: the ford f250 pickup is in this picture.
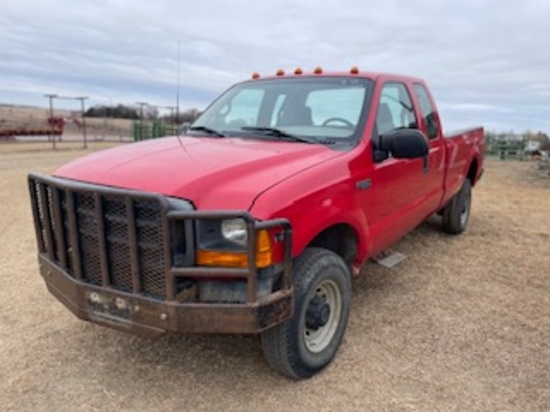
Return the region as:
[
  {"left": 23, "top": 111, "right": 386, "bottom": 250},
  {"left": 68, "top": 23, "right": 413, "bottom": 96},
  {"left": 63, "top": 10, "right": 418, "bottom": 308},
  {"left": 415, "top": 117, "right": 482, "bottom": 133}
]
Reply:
[{"left": 28, "top": 67, "right": 484, "bottom": 379}]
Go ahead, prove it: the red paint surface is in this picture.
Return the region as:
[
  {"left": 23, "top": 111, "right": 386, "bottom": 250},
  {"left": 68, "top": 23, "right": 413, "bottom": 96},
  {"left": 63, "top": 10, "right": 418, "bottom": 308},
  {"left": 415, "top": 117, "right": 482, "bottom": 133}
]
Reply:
[{"left": 54, "top": 72, "right": 484, "bottom": 268}]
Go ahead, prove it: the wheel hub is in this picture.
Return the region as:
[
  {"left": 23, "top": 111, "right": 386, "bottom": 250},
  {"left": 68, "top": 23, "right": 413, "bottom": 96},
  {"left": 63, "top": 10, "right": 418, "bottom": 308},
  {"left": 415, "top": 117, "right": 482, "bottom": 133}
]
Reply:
[{"left": 305, "top": 295, "right": 331, "bottom": 330}]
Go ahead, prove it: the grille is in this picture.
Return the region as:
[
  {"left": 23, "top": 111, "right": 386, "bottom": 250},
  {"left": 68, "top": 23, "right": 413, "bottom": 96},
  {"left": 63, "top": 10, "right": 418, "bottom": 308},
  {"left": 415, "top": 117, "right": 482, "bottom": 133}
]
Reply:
[{"left": 29, "top": 177, "right": 170, "bottom": 300}]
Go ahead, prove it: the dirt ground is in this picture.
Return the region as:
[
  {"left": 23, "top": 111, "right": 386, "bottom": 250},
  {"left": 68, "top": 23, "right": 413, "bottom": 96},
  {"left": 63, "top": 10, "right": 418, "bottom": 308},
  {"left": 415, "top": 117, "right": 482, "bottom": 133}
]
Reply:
[{"left": 1, "top": 143, "right": 549, "bottom": 411}]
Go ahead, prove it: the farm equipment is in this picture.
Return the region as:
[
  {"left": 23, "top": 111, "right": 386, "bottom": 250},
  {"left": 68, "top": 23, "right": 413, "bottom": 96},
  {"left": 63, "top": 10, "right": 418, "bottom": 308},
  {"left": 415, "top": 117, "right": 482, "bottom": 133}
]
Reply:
[
  {"left": 0, "top": 117, "right": 66, "bottom": 139},
  {"left": 485, "top": 139, "right": 525, "bottom": 160}
]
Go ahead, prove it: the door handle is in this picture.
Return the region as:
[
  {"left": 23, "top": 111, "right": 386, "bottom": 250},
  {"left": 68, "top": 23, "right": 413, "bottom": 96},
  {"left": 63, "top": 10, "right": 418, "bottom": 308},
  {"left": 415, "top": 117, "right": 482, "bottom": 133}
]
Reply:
[
  {"left": 423, "top": 156, "right": 429, "bottom": 174},
  {"left": 355, "top": 179, "right": 372, "bottom": 191}
]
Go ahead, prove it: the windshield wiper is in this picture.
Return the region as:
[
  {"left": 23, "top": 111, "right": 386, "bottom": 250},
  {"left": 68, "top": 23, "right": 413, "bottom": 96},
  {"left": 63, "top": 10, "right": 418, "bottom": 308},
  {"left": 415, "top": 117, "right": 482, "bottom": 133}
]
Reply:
[
  {"left": 188, "top": 126, "right": 226, "bottom": 137},
  {"left": 241, "top": 127, "right": 314, "bottom": 144}
]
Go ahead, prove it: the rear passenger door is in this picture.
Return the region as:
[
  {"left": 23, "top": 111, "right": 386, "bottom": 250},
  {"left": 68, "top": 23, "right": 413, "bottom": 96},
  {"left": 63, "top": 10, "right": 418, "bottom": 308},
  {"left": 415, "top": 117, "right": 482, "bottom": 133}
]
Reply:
[{"left": 412, "top": 83, "right": 446, "bottom": 212}]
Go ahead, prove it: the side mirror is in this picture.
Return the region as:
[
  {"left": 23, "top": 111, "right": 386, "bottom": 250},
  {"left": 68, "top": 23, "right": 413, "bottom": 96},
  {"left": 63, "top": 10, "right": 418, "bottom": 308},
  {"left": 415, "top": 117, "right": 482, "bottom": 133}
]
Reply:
[
  {"left": 380, "top": 129, "right": 429, "bottom": 159},
  {"left": 180, "top": 122, "right": 191, "bottom": 135}
]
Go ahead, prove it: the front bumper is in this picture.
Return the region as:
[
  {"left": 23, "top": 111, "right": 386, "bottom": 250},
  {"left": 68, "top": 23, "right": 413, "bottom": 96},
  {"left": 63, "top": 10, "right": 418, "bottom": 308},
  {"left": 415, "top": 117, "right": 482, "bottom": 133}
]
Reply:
[
  {"left": 29, "top": 173, "right": 294, "bottom": 338},
  {"left": 39, "top": 255, "right": 293, "bottom": 338}
]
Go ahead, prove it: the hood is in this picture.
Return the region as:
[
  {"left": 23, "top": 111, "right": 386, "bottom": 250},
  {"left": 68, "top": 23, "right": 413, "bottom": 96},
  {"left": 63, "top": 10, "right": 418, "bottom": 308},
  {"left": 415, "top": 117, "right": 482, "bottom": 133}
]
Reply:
[{"left": 54, "top": 136, "right": 342, "bottom": 210}]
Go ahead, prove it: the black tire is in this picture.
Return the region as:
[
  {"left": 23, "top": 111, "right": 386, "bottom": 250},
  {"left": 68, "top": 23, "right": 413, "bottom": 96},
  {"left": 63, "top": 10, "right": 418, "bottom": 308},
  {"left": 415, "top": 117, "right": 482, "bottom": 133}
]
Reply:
[
  {"left": 442, "top": 179, "right": 472, "bottom": 234},
  {"left": 260, "top": 247, "right": 352, "bottom": 379}
]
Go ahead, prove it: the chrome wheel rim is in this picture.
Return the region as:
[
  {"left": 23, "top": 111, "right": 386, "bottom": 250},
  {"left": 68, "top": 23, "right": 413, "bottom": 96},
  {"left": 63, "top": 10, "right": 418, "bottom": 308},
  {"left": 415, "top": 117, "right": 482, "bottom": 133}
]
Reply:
[{"left": 304, "top": 279, "right": 342, "bottom": 353}]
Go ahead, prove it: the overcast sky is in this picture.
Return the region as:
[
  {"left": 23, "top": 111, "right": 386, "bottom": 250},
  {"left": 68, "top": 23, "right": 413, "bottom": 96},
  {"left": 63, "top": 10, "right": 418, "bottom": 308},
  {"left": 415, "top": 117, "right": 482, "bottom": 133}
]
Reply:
[{"left": 1, "top": 0, "right": 549, "bottom": 132}]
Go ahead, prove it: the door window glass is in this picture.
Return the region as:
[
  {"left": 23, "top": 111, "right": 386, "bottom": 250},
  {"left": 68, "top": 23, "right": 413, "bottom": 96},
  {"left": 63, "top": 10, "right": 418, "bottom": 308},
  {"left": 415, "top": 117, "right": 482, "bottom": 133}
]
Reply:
[{"left": 376, "top": 83, "right": 416, "bottom": 135}]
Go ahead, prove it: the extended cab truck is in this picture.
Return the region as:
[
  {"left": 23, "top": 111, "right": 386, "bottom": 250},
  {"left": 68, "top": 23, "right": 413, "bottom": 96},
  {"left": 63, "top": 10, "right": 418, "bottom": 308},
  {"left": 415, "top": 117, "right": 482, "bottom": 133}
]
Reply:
[{"left": 28, "top": 68, "right": 484, "bottom": 379}]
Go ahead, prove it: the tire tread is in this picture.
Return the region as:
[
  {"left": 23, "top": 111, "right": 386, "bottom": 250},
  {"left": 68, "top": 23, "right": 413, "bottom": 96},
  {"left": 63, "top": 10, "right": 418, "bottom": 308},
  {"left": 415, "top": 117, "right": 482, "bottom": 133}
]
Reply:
[
  {"left": 261, "top": 247, "right": 350, "bottom": 379},
  {"left": 442, "top": 179, "right": 472, "bottom": 235}
]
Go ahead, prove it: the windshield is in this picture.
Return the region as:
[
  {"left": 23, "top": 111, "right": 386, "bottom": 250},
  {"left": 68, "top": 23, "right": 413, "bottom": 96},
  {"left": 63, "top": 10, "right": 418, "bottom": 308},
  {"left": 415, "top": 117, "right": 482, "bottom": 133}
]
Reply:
[{"left": 192, "top": 76, "right": 372, "bottom": 145}]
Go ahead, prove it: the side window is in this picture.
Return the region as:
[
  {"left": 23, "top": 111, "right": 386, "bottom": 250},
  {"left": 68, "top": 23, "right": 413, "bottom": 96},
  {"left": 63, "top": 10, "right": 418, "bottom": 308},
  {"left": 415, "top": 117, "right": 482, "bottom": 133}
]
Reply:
[
  {"left": 414, "top": 84, "right": 438, "bottom": 139},
  {"left": 372, "top": 83, "right": 415, "bottom": 162},
  {"left": 376, "top": 83, "right": 416, "bottom": 136}
]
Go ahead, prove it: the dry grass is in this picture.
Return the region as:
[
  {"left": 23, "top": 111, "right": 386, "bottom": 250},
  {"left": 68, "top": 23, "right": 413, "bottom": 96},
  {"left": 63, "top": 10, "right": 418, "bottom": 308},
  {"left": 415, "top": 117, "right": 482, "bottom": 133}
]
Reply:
[{"left": 0, "top": 144, "right": 549, "bottom": 411}]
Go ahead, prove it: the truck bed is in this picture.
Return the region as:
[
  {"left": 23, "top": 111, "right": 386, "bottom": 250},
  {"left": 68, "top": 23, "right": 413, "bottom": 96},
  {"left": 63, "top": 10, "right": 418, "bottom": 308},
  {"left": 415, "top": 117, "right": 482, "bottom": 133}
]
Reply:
[{"left": 442, "top": 126, "right": 485, "bottom": 207}]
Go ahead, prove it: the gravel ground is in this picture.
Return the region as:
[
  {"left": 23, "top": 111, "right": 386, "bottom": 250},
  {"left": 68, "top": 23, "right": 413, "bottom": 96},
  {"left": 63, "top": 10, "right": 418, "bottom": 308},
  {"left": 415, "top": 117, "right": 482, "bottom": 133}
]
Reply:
[{"left": 1, "top": 143, "right": 549, "bottom": 412}]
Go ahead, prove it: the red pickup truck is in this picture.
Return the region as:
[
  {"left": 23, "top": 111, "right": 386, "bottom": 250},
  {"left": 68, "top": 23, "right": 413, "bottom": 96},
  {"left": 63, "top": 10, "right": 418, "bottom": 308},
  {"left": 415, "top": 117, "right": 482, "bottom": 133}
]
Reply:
[{"left": 28, "top": 68, "right": 484, "bottom": 379}]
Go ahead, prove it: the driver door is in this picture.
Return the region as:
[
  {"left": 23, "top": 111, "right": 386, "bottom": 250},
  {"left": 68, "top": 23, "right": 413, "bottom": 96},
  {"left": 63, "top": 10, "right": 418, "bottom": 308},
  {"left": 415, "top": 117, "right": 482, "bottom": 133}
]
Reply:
[{"left": 365, "top": 82, "right": 431, "bottom": 255}]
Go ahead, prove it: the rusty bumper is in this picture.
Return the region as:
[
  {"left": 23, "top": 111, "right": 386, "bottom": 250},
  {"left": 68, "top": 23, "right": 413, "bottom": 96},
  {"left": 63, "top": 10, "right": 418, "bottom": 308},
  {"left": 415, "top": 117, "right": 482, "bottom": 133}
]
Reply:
[{"left": 39, "top": 255, "right": 293, "bottom": 339}]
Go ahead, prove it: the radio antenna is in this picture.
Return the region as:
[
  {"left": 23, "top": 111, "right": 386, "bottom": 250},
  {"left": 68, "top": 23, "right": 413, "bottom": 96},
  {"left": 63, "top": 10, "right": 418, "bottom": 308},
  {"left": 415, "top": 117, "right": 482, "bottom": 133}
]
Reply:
[{"left": 175, "top": 38, "right": 181, "bottom": 127}]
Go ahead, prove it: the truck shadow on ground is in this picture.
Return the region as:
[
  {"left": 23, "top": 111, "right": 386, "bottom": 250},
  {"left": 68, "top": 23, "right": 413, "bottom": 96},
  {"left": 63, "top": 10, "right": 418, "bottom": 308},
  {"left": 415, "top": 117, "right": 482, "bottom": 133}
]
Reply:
[{"left": 69, "top": 324, "right": 281, "bottom": 388}]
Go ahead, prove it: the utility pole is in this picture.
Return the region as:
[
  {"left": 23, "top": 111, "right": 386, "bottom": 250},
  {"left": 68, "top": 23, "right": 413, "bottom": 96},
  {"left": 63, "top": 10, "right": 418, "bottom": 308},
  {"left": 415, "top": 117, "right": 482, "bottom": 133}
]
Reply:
[
  {"left": 176, "top": 39, "right": 181, "bottom": 125},
  {"left": 160, "top": 105, "right": 177, "bottom": 134},
  {"left": 44, "top": 94, "right": 58, "bottom": 150},
  {"left": 76, "top": 96, "right": 89, "bottom": 149},
  {"left": 135, "top": 102, "right": 148, "bottom": 140},
  {"left": 160, "top": 105, "right": 176, "bottom": 120}
]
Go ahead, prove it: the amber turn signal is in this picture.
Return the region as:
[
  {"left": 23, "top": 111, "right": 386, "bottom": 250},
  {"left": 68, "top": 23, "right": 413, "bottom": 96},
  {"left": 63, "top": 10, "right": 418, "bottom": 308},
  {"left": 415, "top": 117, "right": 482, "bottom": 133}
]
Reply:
[
  {"left": 196, "top": 230, "right": 273, "bottom": 268},
  {"left": 255, "top": 230, "right": 273, "bottom": 268},
  {"left": 196, "top": 250, "right": 248, "bottom": 268}
]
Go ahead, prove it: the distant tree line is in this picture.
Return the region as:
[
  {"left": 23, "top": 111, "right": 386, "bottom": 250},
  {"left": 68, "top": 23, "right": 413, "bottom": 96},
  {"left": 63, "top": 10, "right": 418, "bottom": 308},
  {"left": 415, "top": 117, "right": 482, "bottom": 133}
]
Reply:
[
  {"left": 85, "top": 104, "right": 140, "bottom": 119},
  {"left": 84, "top": 104, "right": 202, "bottom": 123},
  {"left": 167, "top": 108, "right": 202, "bottom": 124}
]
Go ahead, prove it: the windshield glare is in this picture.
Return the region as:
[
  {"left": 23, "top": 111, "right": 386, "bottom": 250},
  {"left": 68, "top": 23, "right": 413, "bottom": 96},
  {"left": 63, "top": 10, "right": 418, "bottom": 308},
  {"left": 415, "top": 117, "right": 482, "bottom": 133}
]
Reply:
[{"left": 192, "top": 77, "right": 372, "bottom": 142}]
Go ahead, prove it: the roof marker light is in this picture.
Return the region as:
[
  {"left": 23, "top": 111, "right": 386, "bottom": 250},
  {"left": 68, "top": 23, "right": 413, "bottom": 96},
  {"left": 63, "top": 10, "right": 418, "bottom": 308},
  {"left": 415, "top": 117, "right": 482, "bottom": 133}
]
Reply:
[
  {"left": 252, "top": 72, "right": 260, "bottom": 79},
  {"left": 294, "top": 67, "right": 303, "bottom": 75},
  {"left": 276, "top": 69, "right": 285, "bottom": 76},
  {"left": 350, "top": 66, "right": 359, "bottom": 74},
  {"left": 314, "top": 66, "right": 323, "bottom": 74}
]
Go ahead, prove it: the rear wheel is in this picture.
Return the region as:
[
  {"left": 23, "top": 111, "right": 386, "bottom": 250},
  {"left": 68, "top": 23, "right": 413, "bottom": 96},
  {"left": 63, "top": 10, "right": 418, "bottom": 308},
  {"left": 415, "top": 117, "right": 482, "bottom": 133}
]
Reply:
[
  {"left": 442, "top": 179, "right": 472, "bottom": 234},
  {"left": 261, "top": 248, "right": 351, "bottom": 379}
]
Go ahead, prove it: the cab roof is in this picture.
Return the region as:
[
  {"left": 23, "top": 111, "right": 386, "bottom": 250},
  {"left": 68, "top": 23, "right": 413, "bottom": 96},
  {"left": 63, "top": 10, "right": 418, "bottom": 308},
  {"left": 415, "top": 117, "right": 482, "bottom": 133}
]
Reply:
[{"left": 248, "top": 68, "right": 425, "bottom": 84}]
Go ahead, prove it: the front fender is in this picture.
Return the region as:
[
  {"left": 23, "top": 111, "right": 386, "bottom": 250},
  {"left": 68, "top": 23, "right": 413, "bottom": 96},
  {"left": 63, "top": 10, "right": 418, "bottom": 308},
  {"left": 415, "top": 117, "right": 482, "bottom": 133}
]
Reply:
[{"left": 250, "top": 155, "right": 370, "bottom": 264}]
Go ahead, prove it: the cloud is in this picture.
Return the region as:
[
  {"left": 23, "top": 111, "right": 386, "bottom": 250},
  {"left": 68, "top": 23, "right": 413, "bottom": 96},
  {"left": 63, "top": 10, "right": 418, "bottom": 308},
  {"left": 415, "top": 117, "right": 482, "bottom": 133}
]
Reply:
[{"left": 1, "top": 0, "right": 549, "bottom": 131}]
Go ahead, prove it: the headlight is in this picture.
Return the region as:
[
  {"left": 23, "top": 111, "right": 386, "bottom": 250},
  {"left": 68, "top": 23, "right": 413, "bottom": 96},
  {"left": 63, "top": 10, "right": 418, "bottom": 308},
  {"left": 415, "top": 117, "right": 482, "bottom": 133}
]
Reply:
[
  {"left": 221, "top": 218, "right": 247, "bottom": 246},
  {"left": 195, "top": 218, "right": 273, "bottom": 268}
]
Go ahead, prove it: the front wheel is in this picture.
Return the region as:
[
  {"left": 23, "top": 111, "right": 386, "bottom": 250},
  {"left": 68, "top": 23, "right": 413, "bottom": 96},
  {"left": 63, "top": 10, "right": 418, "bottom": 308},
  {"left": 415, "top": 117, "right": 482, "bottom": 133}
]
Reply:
[
  {"left": 261, "top": 248, "right": 352, "bottom": 379},
  {"left": 442, "top": 179, "right": 472, "bottom": 234}
]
